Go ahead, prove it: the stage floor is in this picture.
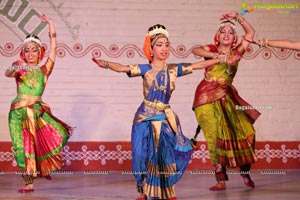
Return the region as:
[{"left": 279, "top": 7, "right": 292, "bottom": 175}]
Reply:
[{"left": 0, "top": 170, "right": 299, "bottom": 200}]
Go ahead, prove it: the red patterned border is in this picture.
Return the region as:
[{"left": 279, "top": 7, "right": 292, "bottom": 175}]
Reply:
[
  {"left": 1, "top": 43, "right": 300, "bottom": 60},
  {"left": 0, "top": 141, "right": 299, "bottom": 172}
]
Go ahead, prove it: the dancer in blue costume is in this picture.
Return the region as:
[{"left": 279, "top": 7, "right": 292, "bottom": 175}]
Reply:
[{"left": 92, "top": 24, "right": 240, "bottom": 200}]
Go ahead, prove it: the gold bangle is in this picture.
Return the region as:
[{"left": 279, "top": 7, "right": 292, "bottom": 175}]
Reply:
[
  {"left": 103, "top": 60, "right": 110, "bottom": 69},
  {"left": 260, "top": 38, "right": 268, "bottom": 48},
  {"left": 48, "top": 32, "right": 56, "bottom": 38},
  {"left": 212, "top": 53, "right": 219, "bottom": 59},
  {"left": 234, "top": 14, "right": 241, "bottom": 22},
  {"left": 234, "top": 14, "right": 245, "bottom": 25}
]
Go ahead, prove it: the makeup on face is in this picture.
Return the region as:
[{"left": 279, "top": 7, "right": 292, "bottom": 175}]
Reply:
[
  {"left": 219, "top": 26, "right": 235, "bottom": 44},
  {"left": 152, "top": 37, "right": 170, "bottom": 60},
  {"left": 23, "top": 43, "right": 40, "bottom": 65}
]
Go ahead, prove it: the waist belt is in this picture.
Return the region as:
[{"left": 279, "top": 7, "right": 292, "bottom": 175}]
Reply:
[
  {"left": 143, "top": 99, "right": 169, "bottom": 111},
  {"left": 17, "top": 94, "right": 42, "bottom": 101}
]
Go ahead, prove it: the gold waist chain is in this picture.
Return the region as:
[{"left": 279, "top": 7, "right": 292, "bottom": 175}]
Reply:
[{"left": 143, "top": 99, "right": 169, "bottom": 111}]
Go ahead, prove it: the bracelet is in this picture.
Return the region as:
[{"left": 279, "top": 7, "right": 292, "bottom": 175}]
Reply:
[
  {"left": 102, "top": 60, "right": 110, "bottom": 69},
  {"left": 234, "top": 14, "right": 245, "bottom": 25},
  {"left": 212, "top": 53, "right": 219, "bottom": 59},
  {"left": 260, "top": 38, "right": 269, "bottom": 48},
  {"left": 48, "top": 32, "right": 56, "bottom": 38},
  {"left": 234, "top": 14, "right": 241, "bottom": 21}
]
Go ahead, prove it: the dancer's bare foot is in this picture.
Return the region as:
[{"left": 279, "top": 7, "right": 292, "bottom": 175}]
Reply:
[
  {"left": 18, "top": 184, "right": 34, "bottom": 193},
  {"left": 45, "top": 175, "right": 52, "bottom": 180},
  {"left": 209, "top": 181, "right": 226, "bottom": 191},
  {"left": 241, "top": 174, "right": 255, "bottom": 188},
  {"left": 136, "top": 193, "right": 147, "bottom": 200}
]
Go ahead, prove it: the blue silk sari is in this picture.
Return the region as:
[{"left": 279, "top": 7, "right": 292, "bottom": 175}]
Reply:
[{"left": 128, "top": 63, "right": 193, "bottom": 199}]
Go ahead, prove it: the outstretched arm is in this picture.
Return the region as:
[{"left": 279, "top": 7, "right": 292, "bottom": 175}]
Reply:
[
  {"left": 191, "top": 58, "right": 220, "bottom": 70},
  {"left": 192, "top": 45, "right": 217, "bottom": 59},
  {"left": 92, "top": 57, "right": 130, "bottom": 73},
  {"left": 5, "top": 60, "right": 24, "bottom": 77},
  {"left": 192, "top": 54, "right": 242, "bottom": 70},
  {"left": 39, "top": 14, "right": 56, "bottom": 62},
  {"left": 221, "top": 11, "right": 255, "bottom": 55},
  {"left": 253, "top": 39, "right": 300, "bottom": 50},
  {"left": 5, "top": 69, "right": 15, "bottom": 77}
]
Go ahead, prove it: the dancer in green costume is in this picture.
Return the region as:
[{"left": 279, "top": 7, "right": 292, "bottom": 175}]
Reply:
[{"left": 5, "top": 14, "right": 72, "bottom": 193}]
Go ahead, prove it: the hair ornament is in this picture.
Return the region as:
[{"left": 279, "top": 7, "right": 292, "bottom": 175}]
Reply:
[
  {"left": 23, "top": 35, "right": 42, "bottom": 47},
  {"left": 143, "top": 24, "right": 169, "bottom": 62},
  {"left": 148, "top": 27, "right": 169, "bottom": 38},
  {"left": 218, "top": 21, "right": 236, "bottom": 33}
]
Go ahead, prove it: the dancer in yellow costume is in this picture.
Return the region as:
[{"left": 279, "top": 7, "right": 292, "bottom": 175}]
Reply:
[{"left": 192, "top": 11, "right": 259, "bottom": 191}]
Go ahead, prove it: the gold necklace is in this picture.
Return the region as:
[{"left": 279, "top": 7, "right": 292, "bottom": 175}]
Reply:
[
  {"left": 27, "top": 66, "right": 39, "bottom": 89},
  {"left": 218, "top": 47, "right": 234, "bottom": 74},
  {"left": 218, "top": 47, "right": 232, "bottom": 56}
]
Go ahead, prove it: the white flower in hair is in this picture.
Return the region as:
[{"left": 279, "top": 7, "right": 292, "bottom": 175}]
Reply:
[
  {"left": 148, "top": 27, "right": 169, "bottom": 38},
  {"left": 23, "top": 35, "right": 42, "bottom": 46}
]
